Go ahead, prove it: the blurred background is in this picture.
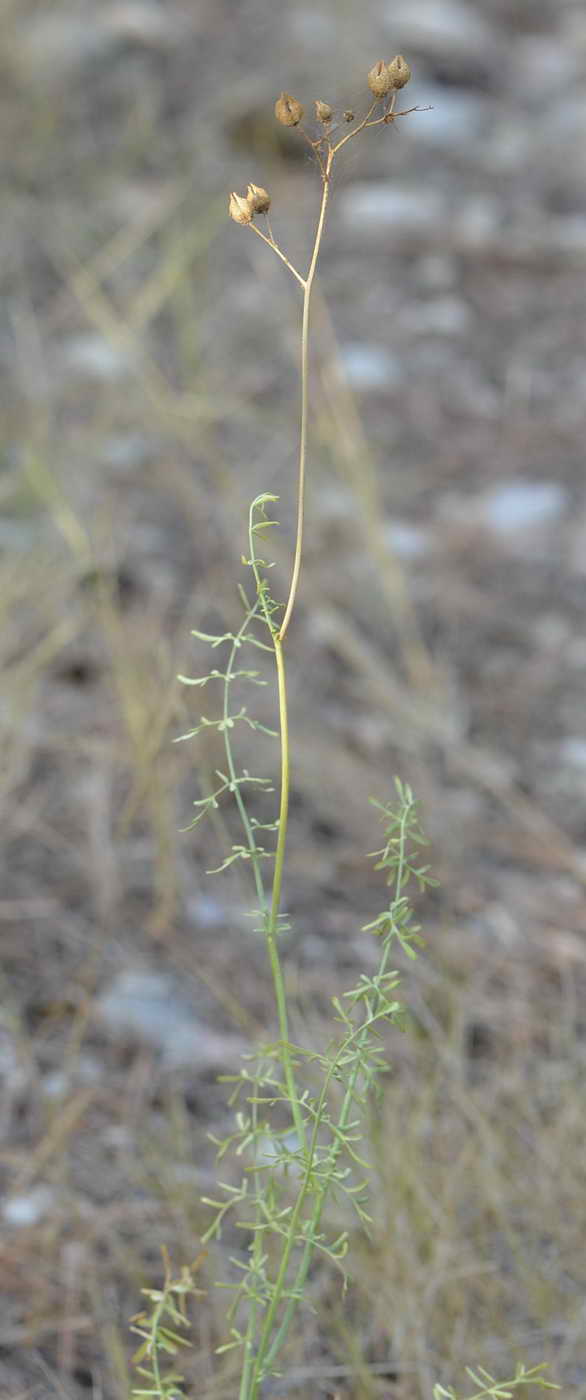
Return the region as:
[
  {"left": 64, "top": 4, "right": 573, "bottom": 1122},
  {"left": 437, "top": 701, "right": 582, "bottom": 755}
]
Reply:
[{"left": 2, "top": 0, "right": 586, "bottom": 1396}]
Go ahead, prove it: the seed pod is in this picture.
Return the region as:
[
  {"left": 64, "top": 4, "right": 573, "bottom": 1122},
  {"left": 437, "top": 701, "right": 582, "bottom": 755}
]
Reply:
[
  {"left": 387, "top": 54, "right": 412, "bottom": 89},
  {"left": 247, "top": 183, "right": 271, "bottom": 214},
  {"left": 228, "top": 191, "right": 253, "bottom": 226},
  {"left": 274, "top": 92, "right": 304, "bottom": 127},
  {"left": 315, "top": 99, "right": 333, "bottom": 124},
  {"left": 368, "top": 60, "right": 392, "bottom": 98},
  {"left": 343, "top": 109, "right": 355, "bottom": 123}
]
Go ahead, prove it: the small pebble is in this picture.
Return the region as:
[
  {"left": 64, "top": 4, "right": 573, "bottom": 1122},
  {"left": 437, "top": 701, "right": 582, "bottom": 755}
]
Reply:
[
  {"left": 3, "top": 1186, "right": 54, "bottom": 1228},
  {"left": 481, "top": 481, "right": 567, "bottom": 534},
  {"left": 339, "top": 342, "right": 402, "bottom": 390}
]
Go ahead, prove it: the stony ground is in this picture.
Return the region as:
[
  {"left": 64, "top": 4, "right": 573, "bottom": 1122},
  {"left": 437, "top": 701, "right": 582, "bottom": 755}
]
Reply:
[{"left": 2, "top": 1, "right": 586, "bottom": 1397}]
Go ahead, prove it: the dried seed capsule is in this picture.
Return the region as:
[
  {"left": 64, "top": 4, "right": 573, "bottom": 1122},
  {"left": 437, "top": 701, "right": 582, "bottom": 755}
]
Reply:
[
  {"left": 315, "top": 99, "right": 333, "bottom": 124},
  {"left": 343, "top": 109, "right": 355, "bottom": 123},
  {"left": 274, "top": 92, "right": 304, "bottom": 127},
  {"left": 228, "top": 191, "right": 253, "bottom": 225},
  {"left": 387, "top": 54, "right": 412, "bottom": 89},
  {"left": 368, "top": 60, "right": 392, "bottom": 98},
  {"left": 246, "top": 183, "right": 271, "bottom": 214}
]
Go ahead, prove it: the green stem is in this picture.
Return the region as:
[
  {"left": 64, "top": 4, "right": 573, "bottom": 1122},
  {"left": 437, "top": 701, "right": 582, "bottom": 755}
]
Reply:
[
  {"left": 248, "top": 508, "right": 307, "bottom": 1155},
  {"left": 253, "top": 983, "right": 389, "bottom": 1385},
  {"left": 238, "top": 516, "right": 309, "bottom": 1400},
  {"left": 238, "top": 1080, "right": 262, "bottom": 1400},
  {"left": 269, "top": 638, "right": 289, "bottom": 929},
  {"left": 264, "top": 634, "right": 306, "bottom": 1148}
]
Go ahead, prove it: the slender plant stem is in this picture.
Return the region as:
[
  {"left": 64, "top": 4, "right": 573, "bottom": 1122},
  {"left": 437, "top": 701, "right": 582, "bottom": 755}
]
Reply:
[
  {"left": 249, "top": 222, "right": 306, "bottom": 288},
  {"left": 265, "top": 634, "right": 307, "bottom": 1149},
  {"left": 238, "top": 1081, "right": 263, "bottom": 1400},
  {"left": 240, "top": 111, "right": 391, "bottom": 1400},
  {"left": 278, "top": 144, "right": 334, "bottom": 643},
  {"left": 248, "top": 505, "right": 307, "bottom": 1152},
  {"left": 269, "top": 637, "right": 289, "bottom": 931},
  {"left": 331, "top": 99, "right": 379, "bottom": 155},
  {"left": 242, "top": 152, "right": 338, "bottom": 1393}
]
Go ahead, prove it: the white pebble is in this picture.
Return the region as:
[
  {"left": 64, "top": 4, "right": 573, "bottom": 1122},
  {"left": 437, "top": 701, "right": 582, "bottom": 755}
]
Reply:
[
  {"left": 339, "top": 343, "right": 402, "bottom": 390},
  {"left": 3, "top": 1186, "right": 54, "bottom": 1228},
  {"left": 480, "top": 481, "right": 567, "bottom": 534}
]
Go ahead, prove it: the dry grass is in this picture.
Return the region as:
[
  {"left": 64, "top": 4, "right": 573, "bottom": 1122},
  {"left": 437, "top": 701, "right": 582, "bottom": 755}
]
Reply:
[{"left": 2, "top": 2, "right": 586, "bottom": 1397}]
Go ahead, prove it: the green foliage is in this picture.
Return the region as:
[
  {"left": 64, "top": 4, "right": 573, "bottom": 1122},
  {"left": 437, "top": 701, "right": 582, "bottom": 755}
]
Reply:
[
  {"left": 197, "top": 778, "right": 435, "bottom": 1392},
  {"left": 433, "top": 1363, "right": 560, "bottom": 1400},
  {"left": 130, "top": 1250, "right": 206, "bottom": 1400}
]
